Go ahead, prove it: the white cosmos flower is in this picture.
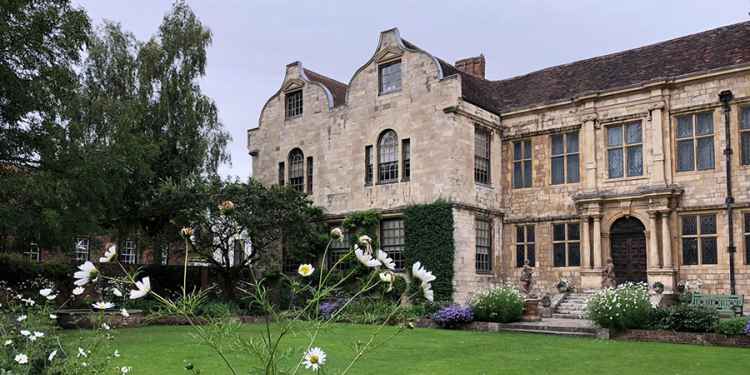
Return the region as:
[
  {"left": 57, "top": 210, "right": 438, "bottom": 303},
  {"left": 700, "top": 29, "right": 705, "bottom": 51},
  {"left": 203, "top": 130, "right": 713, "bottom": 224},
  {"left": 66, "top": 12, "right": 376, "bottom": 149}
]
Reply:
[
  {"left": 22, "top": 298, "right": 35, "bottom": 306},
  {"left": 379, "top": 271, "right": 394, "bottom": 283},
  {"left": 49, "top": 314, "right": 57, "bottom": 319},
  {"left": 17, "top": 315, "right": 27, "bottom": 322},
  {"left": 99, "top": 245, "right": 117, "bottom": 263},
  {"left": 20, "top": 330, "right": 31, "bottom": 336},
  {"left": 77, "top": 347, "right": 87, "bottom": 358},
  {"left": 72, "top": 287, "right": 85, "bottom": 296},
  {"left": 411, "top": 262, "right": 436, "bottom": 302},
  {"left": 33, "top": 331, "right": 44, "bottom": 338},
  {"left": 302, "top": 347, "right": 326, "bottom": 371},
  {"left": 39, "top": 288, "right": 53, "bottom": 297},
  {"left": 14, "top": 353, "right": 28, "bottom": 364},
  {"left": 113, "top": 350, "right": 120, "bottom": 358},
  {"left": 112, "top": 288, "right": 123, "bottom": 297},
  {"left": 354, "top": 246, "right": 381, "bottom": 268},
  {"left": 422, "top": 285, "right": 434, "bottom": 302},
  {"left": 358, "top": 235, "right": 372, "bottom": 246},
  {"left": 102, "top": 323, "right": 111, "bottom": 330},
  {"left": 375, "top": 250, "right": 396, "bottom": 270},
  {"left": 92, "top": 301, "right": 115, "bottom": 310},
  {"left": 4, "top": 339, "right": 12, "bottom": 346},
  {"left": 297, "top": 264, "right": 314, "bottom": 277},
  {"left": 73, "top": 262, "right": 99, "bottom": 286},
  {"left": 49, "top": 350, "right": 57, "bottom": 361},
  {"left": 120, "top": 308, "right": 130, "bottom": 318},
  {"left": 46, "top": 294, "right": 56, "bottom": 301},
  {"left": 129, "top": 277, "right": 151, "bottom": 300},
  {"left": 121, "top": 366, "right": 132, "bottom": 374}
]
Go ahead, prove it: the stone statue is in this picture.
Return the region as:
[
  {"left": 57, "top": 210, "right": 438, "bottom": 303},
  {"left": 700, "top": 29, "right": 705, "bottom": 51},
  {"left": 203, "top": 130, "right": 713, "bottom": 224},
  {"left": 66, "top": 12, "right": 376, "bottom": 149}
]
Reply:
[
  {"left": 520, "top": 259, "right": 533, "bottom": 295},
  {"left": 602, "top": 258, "right": 617, "bottom": 289}
]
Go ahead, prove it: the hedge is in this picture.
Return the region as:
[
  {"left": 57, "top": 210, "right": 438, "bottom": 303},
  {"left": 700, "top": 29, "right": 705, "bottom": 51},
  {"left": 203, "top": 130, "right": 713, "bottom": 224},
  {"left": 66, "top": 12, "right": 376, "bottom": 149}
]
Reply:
[{"left": 403, "top": 200, "right": 455, "bottom": 302}]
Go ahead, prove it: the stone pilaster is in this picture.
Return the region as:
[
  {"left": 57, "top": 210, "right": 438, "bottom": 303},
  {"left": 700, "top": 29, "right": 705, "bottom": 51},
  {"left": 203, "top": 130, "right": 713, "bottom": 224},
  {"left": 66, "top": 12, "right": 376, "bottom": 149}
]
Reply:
[
  {"left": 647, "top": 211, "right": 660, "bottom": 269},
  {"left": 661, "top": 210, "right": 673, "bottom": 269},
  {"left": 580, "top": 216, "right": 591, "bottom": 269},
  {"left": 648, "top": 100, "right": 667, "bottom": 185}
]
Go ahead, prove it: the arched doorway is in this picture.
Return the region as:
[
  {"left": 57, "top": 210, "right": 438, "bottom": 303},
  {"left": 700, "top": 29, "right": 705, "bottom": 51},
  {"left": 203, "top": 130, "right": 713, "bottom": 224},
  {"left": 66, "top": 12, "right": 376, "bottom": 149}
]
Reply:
[{"left": 609, "top": 216, "right": 647, "bottom": 285}]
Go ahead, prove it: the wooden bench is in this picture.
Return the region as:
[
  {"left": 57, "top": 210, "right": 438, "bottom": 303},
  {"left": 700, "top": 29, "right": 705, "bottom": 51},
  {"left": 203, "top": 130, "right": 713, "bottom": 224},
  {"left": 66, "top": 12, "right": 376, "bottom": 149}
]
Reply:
[{"left": 690, "top": 293, "right": 744, "bottom": 316}]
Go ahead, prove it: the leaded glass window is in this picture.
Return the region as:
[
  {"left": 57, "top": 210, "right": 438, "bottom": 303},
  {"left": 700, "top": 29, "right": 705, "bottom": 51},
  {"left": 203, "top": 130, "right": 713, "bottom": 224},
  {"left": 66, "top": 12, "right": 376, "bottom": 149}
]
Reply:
[
  {"left": 379, "top": 61, "right": 401, "bottom": 94},
  {"left": 288, "top": 149, "right": 304, "bottom": 192},
  {"left": 120, "top": 240, "right": 137, "bottom": 264},
  {"left": 551, "top": 131, "right": 580, "bottom": 184},
  {"left": 285, "top": 90, "right": 303, "bottom": 119},
  {"left": 475, "top": 218, "right": 492, "bottom": 273},
  {"left": 681, "top": 214, "right": 717, "bottom": 265},
  {"left": 402, "top": 139, "right": 410, "bottom": 181},
  {"left": 74, "top": 237, "right": 90, "bottom": 263},
  {"left": 553, "top": 223, "right": 581, "bottom": 267},
  {"left": 741, "top": 107, "right": 750, "bottom": 166},
  {"left": 676, "top": 112, "right": 714, "bottom": 171},
  {"left": 474, "top": 127, "right": 491, "bottom": 184},
  {"left": 306, "top": 156, "right": 313, "bottom": 194},
  {"left": 381, "top": 219, "right": 405, "bottom": 271},
  {"left": 365, "top": 145, "right": 373, "bottom": 185},
  {"left": 513, "top": 140, "right": 532, "bottom": 188},
  {"left": 607, "top": 122, "right": 643, "bottom": 178},
  {"left": 516, "top": 225, "right": 535, "bottom": 267},
  {"left": 378, "top": 130, "right": 399, "bottom": 183}
]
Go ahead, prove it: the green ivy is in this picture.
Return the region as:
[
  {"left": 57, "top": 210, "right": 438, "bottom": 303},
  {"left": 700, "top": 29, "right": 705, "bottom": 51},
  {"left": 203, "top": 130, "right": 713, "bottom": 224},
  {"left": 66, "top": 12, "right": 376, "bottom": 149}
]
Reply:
[
  {"left": 403, "top": 200, "right": 454, "bottom": 302},
  {"left": 342, "top": 209, "right": 381, "bottom": 247}
]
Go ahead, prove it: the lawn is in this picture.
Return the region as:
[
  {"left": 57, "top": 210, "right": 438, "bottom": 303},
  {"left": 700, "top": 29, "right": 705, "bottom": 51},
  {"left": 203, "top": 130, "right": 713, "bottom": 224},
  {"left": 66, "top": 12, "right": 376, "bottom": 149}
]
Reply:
[{"left": 67, "top": 323, "right": 750, "bottom": 374}]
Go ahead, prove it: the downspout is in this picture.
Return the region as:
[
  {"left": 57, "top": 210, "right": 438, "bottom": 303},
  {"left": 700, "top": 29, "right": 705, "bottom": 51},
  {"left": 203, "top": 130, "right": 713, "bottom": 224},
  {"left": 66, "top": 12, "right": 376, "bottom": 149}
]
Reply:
[{"left": 719, "top": 90, "right": 736, "bottom": 295}]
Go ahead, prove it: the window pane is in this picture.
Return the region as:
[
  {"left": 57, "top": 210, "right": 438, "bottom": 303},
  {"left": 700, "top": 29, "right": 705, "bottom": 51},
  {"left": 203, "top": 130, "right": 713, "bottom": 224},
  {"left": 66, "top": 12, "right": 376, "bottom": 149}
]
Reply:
[
  {"left": 607, "top": 126, "right": 622, "bottom": 146},
  {"left": 745, "top": 213, "right": 750, "bottom": 234},
  {"left": 567, "top": 154, "right": 580, "bottom": 183},
  {"left": 526, "top": 226, "right": 535, "bottom": 242},
  {"left": 568, "top": 243, "right": 581, "bottom": 267},
  {"left": 551, "top": 134, "right": 564, "bottom": 155},
  {"left": 551, "top": 157, "right": 564, "bottom": 185},
  {"left": 741, "top": 132, "right": 750, "bottom": 165},
  {"left": 676, "top": 116, "right": 693, "bottom": 138},
  {"left": 626, "top": 122, "right": 642, "bottom": 144},
  {"left": 695, "top": 112, "right": 713, "bottom": 135},
  {"left": 627, "top": 145, "right": 643, "bottom": 176},
  {"left": 516, "top": 245, "right": 525, "bottom": 267},
  {"left": 380, "top": 62, "right": 401, "bottom": 93},
  {"left": 568, "top": 223, "right": 580, "bottom": 241},
  {"left": 553, "top": 224, "right": 565, "bottom": 241},
  {"left": 677, "top": 139, "right": 694, "bottom": 171},
  {"left": 553, "top": 243, "right": 566, "bottom": 267},
  {"left": 523, "top": 140, "right": 532, "bottom": 159},
  {"left": 566, "top": 132, "right": 579, "bottom": 153},
  {"left": 742, "top": 107, "right": 750, "bottom": 129},
  {"left": 608, "top": 148, "right": 623, "bottom": 178},
  {"left": 523, "top": 160, "right": 532, "bottom": 187},
  {"left": 682, "top": 238, "right": 698, "bottom": 265},
  {"left": 516, "top": 226, "right": 525, "bottom": 243},
  {"left": 700, "top": 215, "right": 716, "bottom": 234},
  {"left": 682, "top": 216, "right": 697, "bottom": 235},
  {"left": 513, "top": 142, "right": 522, "bottom": 161},
  {"left": 513, "top": 162, "right": 522, "bottom": 188},
  {"left": 696, "top": 137, "right": 714, "bottom": 170},
  {"left": 701, "top": 237, "right": 717, "bottom": 264},
  {"left": 527, "top": 244, "right": 536, "bottom": 267}
]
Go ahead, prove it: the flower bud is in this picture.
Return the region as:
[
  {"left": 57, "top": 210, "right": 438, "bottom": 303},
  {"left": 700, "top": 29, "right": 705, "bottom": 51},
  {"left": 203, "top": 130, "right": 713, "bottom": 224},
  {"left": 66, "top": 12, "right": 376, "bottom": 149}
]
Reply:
[
  {"left": 180, "top": 227, "right": 193, "bottom": 237},
  {"left": 330, "top": 227, "right": 343, "bottom": 241}
]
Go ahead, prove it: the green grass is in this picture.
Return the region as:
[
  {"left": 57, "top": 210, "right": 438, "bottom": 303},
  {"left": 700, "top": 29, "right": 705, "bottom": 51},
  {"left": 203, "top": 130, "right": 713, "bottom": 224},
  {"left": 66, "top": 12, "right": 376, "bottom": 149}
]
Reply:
[{"left": 66, "top": 323, "right": 750, "bottom": 374}]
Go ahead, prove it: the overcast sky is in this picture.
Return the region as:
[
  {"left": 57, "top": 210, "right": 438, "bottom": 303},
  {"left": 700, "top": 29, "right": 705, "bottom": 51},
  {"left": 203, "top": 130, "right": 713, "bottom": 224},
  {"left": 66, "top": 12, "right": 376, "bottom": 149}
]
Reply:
[{"left": 74, "top": 0, "right": 750, "bottom": 180}]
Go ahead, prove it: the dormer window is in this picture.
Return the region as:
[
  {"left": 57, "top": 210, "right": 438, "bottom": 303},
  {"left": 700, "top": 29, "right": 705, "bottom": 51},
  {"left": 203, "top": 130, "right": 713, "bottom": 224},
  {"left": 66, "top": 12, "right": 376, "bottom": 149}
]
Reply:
[
  {"left": 286, "top": 90, "right": 303, "bottom": 118},
  {"left": 379, "top": 60, "right": 401, "bottom": 94}
]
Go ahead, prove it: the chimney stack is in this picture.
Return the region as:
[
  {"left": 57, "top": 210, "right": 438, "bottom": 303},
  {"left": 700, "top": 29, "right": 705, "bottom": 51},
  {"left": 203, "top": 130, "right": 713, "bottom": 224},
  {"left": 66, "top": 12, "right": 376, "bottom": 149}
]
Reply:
[{"left": 455, "top": 54, "right": 485, "bottom": 79}]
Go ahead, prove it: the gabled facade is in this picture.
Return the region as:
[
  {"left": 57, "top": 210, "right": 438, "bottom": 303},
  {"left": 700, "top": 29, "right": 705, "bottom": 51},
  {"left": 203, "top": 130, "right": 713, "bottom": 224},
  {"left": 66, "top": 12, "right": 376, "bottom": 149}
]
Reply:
[{"left": 249, "top": 23, "right": 750, "bottom": 302}]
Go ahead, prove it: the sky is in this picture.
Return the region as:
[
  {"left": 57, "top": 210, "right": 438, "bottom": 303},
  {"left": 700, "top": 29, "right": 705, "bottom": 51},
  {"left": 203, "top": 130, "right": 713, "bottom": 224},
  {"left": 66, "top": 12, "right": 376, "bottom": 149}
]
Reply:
[{"left": 74, "top": 0, "right": 750, "bottom": 180}]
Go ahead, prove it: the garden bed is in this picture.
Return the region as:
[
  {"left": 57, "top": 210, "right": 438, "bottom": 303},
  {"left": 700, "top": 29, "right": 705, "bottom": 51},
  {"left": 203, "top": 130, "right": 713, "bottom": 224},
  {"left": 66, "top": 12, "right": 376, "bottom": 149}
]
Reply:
[{"left": 613, "top": 329, "right": 750, "bottom": 348}]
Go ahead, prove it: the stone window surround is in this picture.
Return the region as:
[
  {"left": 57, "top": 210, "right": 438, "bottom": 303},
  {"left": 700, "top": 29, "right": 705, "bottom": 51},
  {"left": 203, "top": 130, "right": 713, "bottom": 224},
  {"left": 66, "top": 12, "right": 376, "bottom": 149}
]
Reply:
[
  {"left": 285, "top": 89, "right": 303, "bottom": 119},
  {"left": 376, "top": 129, "right": 400, "bottom": 185},
  {"left": 674, "top": 111, "right": 716, "bottom": 172},
  {"left": 474, "top": 125, "right": 491, "bottom": 186},
  {"left": 679, "top": 212, "right": 719, "bottom": 266},
  {"left": 288, "top": 148, "right": 305, "bottom": 192},
  {"left": 515, "top": 224, "right": 535, "bottom": 268},
  {"left": 669, "top": 108, "right": 719, "bottom": 175},
  {"left": 512, "top": 139, "right": 533, "bottom": 189},
  {"left": 475, "top": 216, "right": 493, "bottom": 274},
  {"left": 378, "top": 59, "right": 402, "bottom": 96}
]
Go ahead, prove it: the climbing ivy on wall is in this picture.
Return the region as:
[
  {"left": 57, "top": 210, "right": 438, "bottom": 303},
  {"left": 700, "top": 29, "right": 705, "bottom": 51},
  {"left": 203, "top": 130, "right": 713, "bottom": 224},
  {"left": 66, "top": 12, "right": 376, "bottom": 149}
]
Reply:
[
  {"left": 404, "top": 200, "right": 455, "bottom": 302},
  {"left": 342, "top": 209, "right": 381, "bottom": 248}
]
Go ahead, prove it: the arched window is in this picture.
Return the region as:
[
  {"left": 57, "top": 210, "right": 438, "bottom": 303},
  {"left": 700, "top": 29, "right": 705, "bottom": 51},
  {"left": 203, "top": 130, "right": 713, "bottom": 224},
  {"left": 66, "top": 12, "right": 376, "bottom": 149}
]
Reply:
[
  {"left": 288, "top": 148, "right": 304, "bottom": 192},
  {"left": 378, "top": 130, "right": 398, "bottom": 183}
]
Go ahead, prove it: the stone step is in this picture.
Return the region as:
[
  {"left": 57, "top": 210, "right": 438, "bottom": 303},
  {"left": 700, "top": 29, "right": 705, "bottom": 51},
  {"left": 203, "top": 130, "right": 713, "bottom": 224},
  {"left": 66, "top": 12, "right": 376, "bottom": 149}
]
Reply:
[
  {"left": 551, "top": 313, "right": 587, "bottom": 319},
  {"left": 557, "top": 308, "right": 586, "bottom": 313},
  {"left": 496, "top": 322, "right": 597, "bottom": 334},
  {"left": 496, "top": 328, "right": 597, "bottom": 338}
]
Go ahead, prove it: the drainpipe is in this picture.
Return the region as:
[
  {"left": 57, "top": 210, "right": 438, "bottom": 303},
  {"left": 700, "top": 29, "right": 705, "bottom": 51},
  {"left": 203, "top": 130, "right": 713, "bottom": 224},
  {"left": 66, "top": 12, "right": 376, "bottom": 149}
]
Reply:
[{"left": 719, "top": 90, "right": 736, "bottom": 295}]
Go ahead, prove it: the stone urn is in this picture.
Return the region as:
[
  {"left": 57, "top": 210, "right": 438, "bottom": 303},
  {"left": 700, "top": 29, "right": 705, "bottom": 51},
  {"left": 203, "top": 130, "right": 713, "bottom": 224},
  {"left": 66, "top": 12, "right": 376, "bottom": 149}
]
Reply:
[
  {"left": 56, "top": 309, "right": 144, "bottom": 329},
  {"left": 522, "top": 298, "right": 542, "bottom": 322}
]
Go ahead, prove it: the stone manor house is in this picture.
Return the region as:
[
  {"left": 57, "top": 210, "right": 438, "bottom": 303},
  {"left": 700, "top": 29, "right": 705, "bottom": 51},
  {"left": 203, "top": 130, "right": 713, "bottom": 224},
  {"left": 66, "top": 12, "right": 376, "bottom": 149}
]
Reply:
[{"left": 247, "top": 22, "right": 750, "bottom": 303}]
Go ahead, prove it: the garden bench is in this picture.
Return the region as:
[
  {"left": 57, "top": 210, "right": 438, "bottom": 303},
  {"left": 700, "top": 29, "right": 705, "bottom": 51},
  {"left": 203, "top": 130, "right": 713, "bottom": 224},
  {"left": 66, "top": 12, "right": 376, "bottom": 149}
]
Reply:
[{"left": 690, "top": 293, "right": 744, "bottom": 316}]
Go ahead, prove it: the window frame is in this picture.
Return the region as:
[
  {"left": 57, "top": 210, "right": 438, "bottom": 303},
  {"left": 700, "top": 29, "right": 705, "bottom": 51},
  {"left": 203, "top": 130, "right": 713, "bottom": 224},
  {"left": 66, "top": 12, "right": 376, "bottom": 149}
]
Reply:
[
  {"left": 550, "top": 131, "right": 580, "bottom": 184},
  {"left": 552, "top": 222, "right": 581, "bottom": 268},
  {"left": 26, "top": 242, "right": 40, "bottom": 262},
  {"left": 475, "top": 217, "right": 493, "bottom": 274},
  {"left": 515, "top": 225, "right": 535, "bottom": 267},
  {"left": 365, "top": 145, "right": 373, "bottom": 185},
  {"left": 278, "top": 162, "right": 285, "bottom": 186},
  {"left": 675, "top": 111, "right": 715, "bottom": 172},
  {"left": 680, "top": 213, "right": 718, "bottom": 266},
  {"left": 285, "top": 90, "right": 303, "bottom": 119},
  {"left": 160, "top": 243, "right": 169, "bottom": 265},
  {"left": 512, "top": 139, "right": 532, "bottom": 188},
  {"left": 378, "top": 60, "right": 402, "bottom": 95},
  {"left": 740, "top": 106, "right": 750, "bottom": 166},
  {"left": 306, "top": 156, "right": 313, "bottom": 194},
  {"left": 120, "top": 239, "right": 137, "bottom": 264},
  {"left": 377, "top": 130, "right": 399, "bottom": 184},
  {"left": 288, "top": 148, "right": 305, "bottom": 192},
  {"left": 380, "top": 218, "right": 405, "bottom": 271},
  {"left": 74, "top": 237, "right": 90, "bottom": 263},
  {"left": 401, "top": 138, "right": 411, "bottom": 182},
  {"left": 474, "top": 126, "right": 491, "bottom": 185},
  {"left": 606, "top": 121, "right": 644, "bottom": 179}
]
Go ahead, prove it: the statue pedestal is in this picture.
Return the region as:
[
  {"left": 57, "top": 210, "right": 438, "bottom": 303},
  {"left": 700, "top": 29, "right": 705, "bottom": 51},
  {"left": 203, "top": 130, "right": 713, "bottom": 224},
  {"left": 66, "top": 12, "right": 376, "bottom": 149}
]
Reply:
[
  {"left": 522, "top": 298, "right": 542, "bottom": 322},
  {"left": 580, "top": 269, "right": 604, "bottom": 290},
  {"left": 647, "top": 269, "right": 677, "bottom": 293}
]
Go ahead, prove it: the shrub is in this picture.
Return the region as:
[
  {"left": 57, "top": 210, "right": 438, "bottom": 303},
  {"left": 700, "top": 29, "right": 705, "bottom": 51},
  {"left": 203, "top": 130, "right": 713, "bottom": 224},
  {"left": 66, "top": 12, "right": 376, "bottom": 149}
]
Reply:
[
  {"left": 716, "top": 317, "right": 750, "bottom": 336},
  {"left": 431, "top": 305, "right": 473, "bottom": 328},
  {"left": 470, "top": 285, "right": 524, "bottom": 323},
  {"left": 648, "top": 304, "right": 719, "bottom": 333},
  {"left": 586, "top": 282, "right": 652, "bottom": 330},
  {"left": 335, "top": 299, "right": 426, "bottom": 324},
  {"left": 196, "top": 301, "right": 239, "bottom": 318}
]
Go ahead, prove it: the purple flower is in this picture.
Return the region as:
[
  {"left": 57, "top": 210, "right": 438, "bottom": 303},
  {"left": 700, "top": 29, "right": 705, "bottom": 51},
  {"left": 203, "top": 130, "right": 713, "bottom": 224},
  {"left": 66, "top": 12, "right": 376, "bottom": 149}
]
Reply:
[
  {"left": 319, "top": 301, "right": 338, "bottom": 319},
  {"left": 431, "top": 305, "right": 473, "bottom": 329},
  {"left": 745, "top": 319, "right": 750, "bottom": 336}
]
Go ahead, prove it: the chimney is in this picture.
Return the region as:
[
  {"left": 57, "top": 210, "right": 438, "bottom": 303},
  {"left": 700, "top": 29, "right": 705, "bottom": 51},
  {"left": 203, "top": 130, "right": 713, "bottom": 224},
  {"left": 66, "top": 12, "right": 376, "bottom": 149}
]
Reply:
[{"left": 455, "top": 54, "right": 485, "bottom": 79}]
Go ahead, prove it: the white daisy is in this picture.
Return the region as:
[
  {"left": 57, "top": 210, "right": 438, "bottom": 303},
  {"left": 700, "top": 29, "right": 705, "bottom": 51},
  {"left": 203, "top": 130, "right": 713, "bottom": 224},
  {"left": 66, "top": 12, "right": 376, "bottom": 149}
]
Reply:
[
  {"left": 33, "top": 331, "right": 44, "bottom": 338},
  {"left": 46, "top": 294, "right": 57, "bottom": 301},
  {"left": 99, "top": 245, "right": 117, "bottom": 263},
  {"left": 73, "top": 262, "right": 99, "bottom": 286},
  {"left": 411, "top": 262, "right": 436, "bottom": 286},
  {"left": 302, "top": 347, "right": 326, "bottom": 371},
  {"left": 129, "top": 277, "right": 151, "bottom": 300},
  {"left": 48, "top": 350, "right": 57, "bottom": 361},
  {"left": 375, "top": 250, "right": 396, "bottom": 270},
  {"left": 14, "top": 353, "right": 28, "bottom": 364},
  {"left": 297, "top": 264, "right": 315, "bottom": 277},
  {"left": 20, "top": 330, "right": 31, "bottom": 336},
  {"left": 49, "top": 314, "right": 57, "bottom": 320},
  {"left": 102, "top": 323, "right": 111, "bottom": 330},
  {"left": 39, "top": 288, "right": 53, "bottom": 297},
  {"left": 17, "top": 315, "right": 27, "bottom": 322},
  {"left": 72, "top": 286, "right": 85, "bottom": 296},
  {"left": 114, "top": 350, "right": 120, "bottom": 358},
  {"left": 77, "top": 347, "right": 87, "bottom": 358},
  {"left": 92, "top": 301, "right": 115, "bottom": 310},
  {"left": 354, "top": 246, "right": 381, "bottom": 268},
  {"left": 4, "top": 339, "right": 12, "bottom": 346},
  {"left": 121, "top": 366, "right": 132, "bottom": 374}
]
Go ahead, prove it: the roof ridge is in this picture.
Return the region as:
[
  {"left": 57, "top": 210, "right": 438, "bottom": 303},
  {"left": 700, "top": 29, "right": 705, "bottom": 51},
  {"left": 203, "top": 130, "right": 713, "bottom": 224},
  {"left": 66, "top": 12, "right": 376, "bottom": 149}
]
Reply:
[{"left": 303, "top": 68, "right": 349, "bottom": 88}]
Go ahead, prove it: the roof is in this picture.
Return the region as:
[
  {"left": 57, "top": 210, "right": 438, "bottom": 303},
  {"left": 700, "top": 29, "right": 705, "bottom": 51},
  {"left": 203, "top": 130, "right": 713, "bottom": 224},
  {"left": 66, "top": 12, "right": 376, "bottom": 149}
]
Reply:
[
  {"left": 436, "top": 21, "right": 750, "bottom": 114},
  {"left": 303, "top": 68, "right": 348, "bottom": 107}
]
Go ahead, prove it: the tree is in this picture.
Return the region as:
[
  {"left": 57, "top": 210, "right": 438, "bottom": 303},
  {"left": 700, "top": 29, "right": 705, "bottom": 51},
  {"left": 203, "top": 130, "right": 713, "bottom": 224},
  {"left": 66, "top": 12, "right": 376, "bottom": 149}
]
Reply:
[{"left": 181, "top": 179, "right": 327, "bottom": 299}]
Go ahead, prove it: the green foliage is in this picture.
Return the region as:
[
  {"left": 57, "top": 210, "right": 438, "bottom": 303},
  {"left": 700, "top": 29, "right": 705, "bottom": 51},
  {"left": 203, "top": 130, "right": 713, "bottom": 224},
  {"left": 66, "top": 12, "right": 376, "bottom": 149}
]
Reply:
[
  {"left": 403, "top": 200, "right": 455, "bottom": 302},
  {"left": 648, "top": 304, "right": 720, "bottom": 333},
  {"left": 342, "top": 210, "right": 381, "bottom": 247},
  {"left": 716, "top": 317, "right": 750, "bottom": 336},
  {"left": 0, "top": 253, "right": 73, "bottom": 288},
  {"left": 586, "top": 283, "right": 652, "bottom": 330},
  {"left": 334, "top": 299, "right": 427, "bottom": 324},
  {"left": 196, "top": 300, "right": 240, "bottom": 319},
  {"left": 470, "top": 285, "right": 524, "bottom": 323}
]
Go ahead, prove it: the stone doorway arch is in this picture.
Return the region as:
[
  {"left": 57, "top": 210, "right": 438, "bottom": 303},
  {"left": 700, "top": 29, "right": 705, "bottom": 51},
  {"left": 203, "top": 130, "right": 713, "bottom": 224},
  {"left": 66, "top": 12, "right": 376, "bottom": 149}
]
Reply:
[{"left": 609, "top": 216, "right": 647, "bottom": 285}]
